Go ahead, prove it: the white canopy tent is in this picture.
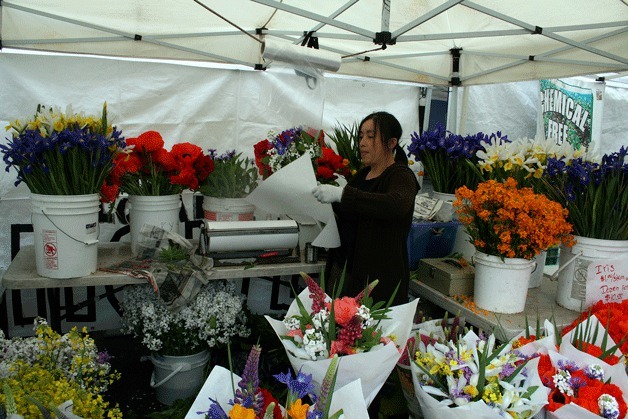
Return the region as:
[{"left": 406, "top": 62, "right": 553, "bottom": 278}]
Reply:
[{"left": 2, "top": 0, "right": 627, "bottom": 86}]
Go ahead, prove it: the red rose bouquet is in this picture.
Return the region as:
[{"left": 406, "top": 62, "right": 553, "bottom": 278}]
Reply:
[
  {"left": 101, "top": 130, "right": 214, "bottom": 201},
  {"left": 253, "top": 126, "right": 350, "bottom": 185}
]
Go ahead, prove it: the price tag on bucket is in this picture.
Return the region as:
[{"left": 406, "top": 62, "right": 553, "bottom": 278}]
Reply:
[{"left": 585, "top": 258, "right": 628, "bottom": 307}]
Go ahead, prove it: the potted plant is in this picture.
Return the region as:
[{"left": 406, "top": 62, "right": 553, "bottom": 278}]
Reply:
[
  {"left": 454, "top": 177, "right": 574, "bottom": 313},
  {"left": 119, "top": 275, "right": 250, "bottom": 405},
  {"left": 540, "top": 146, "right": 628, "bottom": 311},
  {"left": 102, "top": 130, "right": 214, "bottom": 254},
  {"left": 474, "top": 136, "right": 584, "bottom": 288},
  {"left": 0, "top": 103, "right": 126, "bottom": 278},
  {"left": 0, "top": 318, "right": 122, "bottom": 418},
  {"left": 199, "top": 149, "right": 258, "bottom": 221}
]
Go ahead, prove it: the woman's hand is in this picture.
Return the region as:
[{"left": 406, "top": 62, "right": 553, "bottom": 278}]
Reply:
[{"left": 312, "top": 184, "right": 344, "bottom": 203}]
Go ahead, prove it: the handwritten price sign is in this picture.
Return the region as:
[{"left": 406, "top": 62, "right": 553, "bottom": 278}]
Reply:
[{"left": 586, "top": 258, "right": 628, "bottom": 307}]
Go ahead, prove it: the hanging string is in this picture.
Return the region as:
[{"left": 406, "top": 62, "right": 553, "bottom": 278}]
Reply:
[
  {"left": 342, "top": 46, "right": 385, "bottom": 59},
  {"left": 192, "top": 0, "right": 262, "bottom": 44}
]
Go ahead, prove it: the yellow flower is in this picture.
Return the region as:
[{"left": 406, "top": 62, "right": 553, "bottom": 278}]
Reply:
[
  {"left": 464, "top": 385, "right": 479, "bottom": 397},
  {"left": 287, "top": 398, "right": 310, "bottom": 419},
  {"left": 229, "top": 404, "right": 256, "bottom": 419}
]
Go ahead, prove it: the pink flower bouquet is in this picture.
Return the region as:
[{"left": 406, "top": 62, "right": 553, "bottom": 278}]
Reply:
[{"left": 266, "top": 273, "right": 418, "bottom": 406}]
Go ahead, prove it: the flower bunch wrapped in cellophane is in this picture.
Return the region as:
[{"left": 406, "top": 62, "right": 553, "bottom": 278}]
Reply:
[
  {"left": 410, "top": 328, "right": 549, "bottom": 418},
  {"left": 266, "top": 273, "right": 418, "bottom": 406},
  {"left": 187, "top": 345, "right": 368, "bottom": 419},
  {"left": 1, "top": 103, "right": 126, "bottom": 197}
]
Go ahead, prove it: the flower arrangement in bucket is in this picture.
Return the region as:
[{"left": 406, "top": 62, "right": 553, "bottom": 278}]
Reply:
[
  {"left": 538, "top": 146, "right": 627, "bottom": 311},
  {"left": 189, "top": 345, "right": 369, "bottom": 418},
  {"left": 265, "top": 272, "right": 418, "bottom": 405},
  {"left": 119, "top": 278, "right": 250, "bottom": 357},
  {"left": 406, "top": 123, "right": 508, "bottom": 195},
  {"left": 1, "top": 103, "right": 126, "bottom": 278},
  {"left": 200, "top": 149, "right": 258, "bottom": 199},
  {"left": 1, "top": 103, "right": 126, "bottom": 197},
  {"left": 199, "top": 149, "right": 258, "bottom": 221},
  {"left": 474, "top": 136, "right": 585, "bottom": 288},
  {"left": 0, "top": 318, "right": 122, "bottom": 418},
  {"left": 102, "top": 130, "right": 214, "bottom": 200},
  {"left": 253, "top": 126, "right": 350, "bottom": 185},
  {"left": 540, "top": 146, "right": 627, "bottom": 241},
  {"left": 102, "top": 130, "right": 214, "bottom": 253},
  {"left": 454, "top": 177, "right": 575, "bottom": 313}
]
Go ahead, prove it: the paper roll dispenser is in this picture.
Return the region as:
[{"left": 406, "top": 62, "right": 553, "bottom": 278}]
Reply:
[{"left": 199, "top": 220, "right": 299, "bottom": 255}]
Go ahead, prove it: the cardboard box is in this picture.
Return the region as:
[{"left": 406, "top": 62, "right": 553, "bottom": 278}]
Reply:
[{"left": 417, "top": 258, "right": 474, "bottom": 296}]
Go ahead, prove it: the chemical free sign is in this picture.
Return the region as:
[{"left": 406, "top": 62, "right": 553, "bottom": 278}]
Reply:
[{"left": 586, "top": 259, "right": 628, "bottom": 307}]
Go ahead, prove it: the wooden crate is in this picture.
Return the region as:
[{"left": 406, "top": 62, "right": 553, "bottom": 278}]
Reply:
[{"left": 417, "top": 258, "right": 474, "bottom": 296}]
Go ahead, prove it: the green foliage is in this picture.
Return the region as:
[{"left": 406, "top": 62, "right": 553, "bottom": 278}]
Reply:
[
  {"left": 326, "top": 121, "right": 362, "bottom": 177},
  {"left": 200, "top": 151, "right": 258, "bottom": 198}
]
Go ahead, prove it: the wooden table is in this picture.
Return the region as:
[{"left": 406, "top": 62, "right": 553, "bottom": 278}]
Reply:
[
  {"left": 2, "top": 243, "right": 325, "bottom": 333},
  {"left": 409, "top": 275, "right": 580, "bottom": 340}
]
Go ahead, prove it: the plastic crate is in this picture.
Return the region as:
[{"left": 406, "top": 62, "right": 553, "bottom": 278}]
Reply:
[{"left": 407, "top": 221, "right": 460, "bottom": 270}]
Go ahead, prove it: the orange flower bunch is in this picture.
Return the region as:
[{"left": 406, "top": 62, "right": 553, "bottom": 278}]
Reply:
[
  {"left": 562, "top": 300, "right": 628, "bottom": 355},
  {"left": 454, "top": 177, "right": 575, "bottom": 260},
  {"left": 101, "top": 130, "right": 213, "bottom": 200}
]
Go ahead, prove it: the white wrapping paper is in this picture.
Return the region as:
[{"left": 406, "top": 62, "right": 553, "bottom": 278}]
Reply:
[
  {"left": 246, "top": 152, "right": 340, "bottom": 248},
  {"left": 184, "top": 365, "right": 368, "bottom": 418},
  {"left": 266, "top": 288, "right": 418, "bottom": 406},
  {"left": 544, "top": 349, "right": 628, "bottom": 418},
  {"left": 410, "top": 355, "right": 548, "bottom": 419}
]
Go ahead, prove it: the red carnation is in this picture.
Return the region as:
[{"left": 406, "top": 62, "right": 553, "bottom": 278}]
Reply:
[{"left": 128, "top": 131, "right": 164, "bottom": 152}]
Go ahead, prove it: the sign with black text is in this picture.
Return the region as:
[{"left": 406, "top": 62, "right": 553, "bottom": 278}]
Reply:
[
  {"left": 586, "top": 258, "right": 627, "bottom": 307},
  {"left": 538, "top": 79, "right": 604, "bottom": 154}
]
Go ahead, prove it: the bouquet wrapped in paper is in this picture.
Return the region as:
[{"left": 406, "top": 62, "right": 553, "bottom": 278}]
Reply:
[
  {"left": 266, "top": 273, "right": 418, "bottom": 406},
  {"left": 185, "top": 345, "right": 368, "bottom": 419},
  {"left": 410, "top": 329, "right": 548, "bottom": 418},
  {"left": 510, "top": 318, "right": 559, "bottom": 358},
  {"left": 536, "top": 314, "right": 628, "bottom": 418}
]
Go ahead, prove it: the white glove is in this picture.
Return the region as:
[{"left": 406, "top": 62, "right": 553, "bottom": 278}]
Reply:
[{"left": 312, "top": 184, "right": 344, "bottom": 204}]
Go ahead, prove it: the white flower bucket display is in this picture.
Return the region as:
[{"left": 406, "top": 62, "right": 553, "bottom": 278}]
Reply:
[
  {"left": 202, "top": 196, "right": 255, "bottom": 221},
  {"left": 555, "top": 235, "right": 628, "bottom": 311},
  {"left": 149, "top": 349, "right": 210, "bottom": 406},
  {"left": 128, "top": 194, "right": 181, "bottom": 256},
  {"left": 30, "top": 193, "right": 100, "bottom": 279},
  {"left": 473, "top": 250, "right": 535, "bottom": 314}
]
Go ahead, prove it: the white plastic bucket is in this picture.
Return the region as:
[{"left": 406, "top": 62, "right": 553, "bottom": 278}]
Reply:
[
  {"left": 202, "top": 196, "right": 255, "bottom": 221},
  {"left": 473, "top": 251, "right": 535, "bottom": 314},
  {"left": 555, "top": 236, "right": 628, "bottom": 311},
  {"left": 149, "top": 349, "right": 210, "bottom": 405},
  {"left": 128, "top": 194, "right": 181, "bottom": 256},
  {"left": 31, "top": 193, "right": 100, "bottom": 279},
  {"left": 528, "top": 250, "right": 547, "bottom": 288}
]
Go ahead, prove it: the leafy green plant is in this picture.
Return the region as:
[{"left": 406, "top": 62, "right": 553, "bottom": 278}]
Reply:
[
  {"left": 199, "top": 150, "right": 258, "bottom": 198},
  {"left": 326, "top": 121, "right": 362, "bottom": 178}
]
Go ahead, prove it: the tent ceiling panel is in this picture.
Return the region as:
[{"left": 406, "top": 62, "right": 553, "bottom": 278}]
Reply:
[{"left": 2, "top": 0, "right": 626, "bottom": 86}]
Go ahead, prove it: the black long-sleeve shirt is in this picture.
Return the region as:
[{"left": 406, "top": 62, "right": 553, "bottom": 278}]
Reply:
[{"left": 325, "top": 162, "right": 419, "bottom": 306}]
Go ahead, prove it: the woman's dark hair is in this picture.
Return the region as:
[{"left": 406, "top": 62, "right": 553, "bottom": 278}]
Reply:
[{"left": 359, "top": 111, "right": 409, "bottom": 164}]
